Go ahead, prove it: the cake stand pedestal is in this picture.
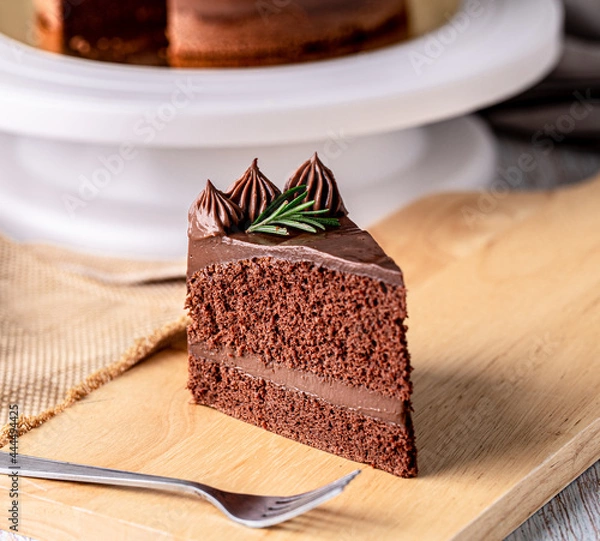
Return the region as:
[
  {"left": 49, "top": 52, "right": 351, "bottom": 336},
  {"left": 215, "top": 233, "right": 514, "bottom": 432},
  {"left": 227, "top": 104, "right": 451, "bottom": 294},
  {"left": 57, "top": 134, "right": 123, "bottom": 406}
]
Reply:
[{"left": 0, "top": 0, "right": 563, "bottom": 258}]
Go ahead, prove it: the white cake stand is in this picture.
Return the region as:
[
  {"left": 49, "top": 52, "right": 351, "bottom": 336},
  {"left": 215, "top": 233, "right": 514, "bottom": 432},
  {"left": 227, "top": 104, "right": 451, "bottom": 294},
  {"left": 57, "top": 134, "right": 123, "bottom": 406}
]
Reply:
[{"left": 0, "top": 0, "right": 562, "bottom": 258}]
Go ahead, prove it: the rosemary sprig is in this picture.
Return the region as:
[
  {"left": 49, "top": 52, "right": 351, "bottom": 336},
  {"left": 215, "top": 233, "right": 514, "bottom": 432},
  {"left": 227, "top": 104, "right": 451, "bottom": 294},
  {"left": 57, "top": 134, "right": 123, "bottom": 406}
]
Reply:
[{"left": 246, "top": 186, "right": 340, "bottom": 236}]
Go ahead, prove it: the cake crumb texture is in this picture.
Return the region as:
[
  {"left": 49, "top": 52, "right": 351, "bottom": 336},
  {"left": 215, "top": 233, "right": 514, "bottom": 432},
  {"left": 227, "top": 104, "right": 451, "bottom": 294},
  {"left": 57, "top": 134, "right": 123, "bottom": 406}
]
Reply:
[
  {"left": 186, "top": 258, "right": 411, "bottom": 400},
  {"left": 188, "top": 356, "right": 417, "bottom": 477}
]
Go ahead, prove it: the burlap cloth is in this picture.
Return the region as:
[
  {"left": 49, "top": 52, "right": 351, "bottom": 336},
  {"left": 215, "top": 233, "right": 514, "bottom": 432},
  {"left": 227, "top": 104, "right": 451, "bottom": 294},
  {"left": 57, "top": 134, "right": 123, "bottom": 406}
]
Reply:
[{"left": 0, "top": 235, "right": 188, "bottom": 447}]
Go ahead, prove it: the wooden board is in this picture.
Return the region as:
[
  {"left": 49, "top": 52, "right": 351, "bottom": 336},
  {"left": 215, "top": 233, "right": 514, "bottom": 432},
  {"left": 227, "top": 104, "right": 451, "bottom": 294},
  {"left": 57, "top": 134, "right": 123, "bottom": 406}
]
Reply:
[{"left": 1, "top": 177, "right": 599, "bottom": 540}]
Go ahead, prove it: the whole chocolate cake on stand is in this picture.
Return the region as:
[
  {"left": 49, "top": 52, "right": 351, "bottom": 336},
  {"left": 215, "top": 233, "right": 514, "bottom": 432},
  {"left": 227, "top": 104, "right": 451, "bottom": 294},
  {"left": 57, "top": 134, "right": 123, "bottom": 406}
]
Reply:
[
  {"left": 34, "top": 0, "right": 408, "bottom": 66},
  {"left": 0, "top": 1, "right": 562, "bottom": 257},
  {"left": 186, "top": 155, "right": 417, "bottom": 477}
]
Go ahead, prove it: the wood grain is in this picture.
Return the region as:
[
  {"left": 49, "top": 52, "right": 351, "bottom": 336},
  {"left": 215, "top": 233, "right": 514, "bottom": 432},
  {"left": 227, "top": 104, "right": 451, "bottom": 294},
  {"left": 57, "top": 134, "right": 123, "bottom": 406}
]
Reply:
[
  {"left": 494, "top": 127, "right": 600, "bottom": 541},
  {"left": 506, "top": 461, "right": 600, "bottom": 541},
  {"left": 1, "top": 177, "right": 599, "bottom": 540}
]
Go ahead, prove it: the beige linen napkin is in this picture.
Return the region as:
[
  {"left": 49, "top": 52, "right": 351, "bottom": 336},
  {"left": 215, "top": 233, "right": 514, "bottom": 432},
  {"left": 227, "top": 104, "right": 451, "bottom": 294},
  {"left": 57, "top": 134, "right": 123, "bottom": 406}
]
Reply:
[{"left": 0, "top": 236, "right": 187, "bottom": 447}]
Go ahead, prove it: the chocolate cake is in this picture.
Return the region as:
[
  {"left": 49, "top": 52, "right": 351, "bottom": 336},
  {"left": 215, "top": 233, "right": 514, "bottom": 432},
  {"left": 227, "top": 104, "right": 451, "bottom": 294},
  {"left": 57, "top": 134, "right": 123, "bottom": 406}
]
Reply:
[
  {"left": 168, "top": 0, "right": 408, "bottom": 67},
  {"left": 34, "top": 0, "right": 408, "bottom": 67},
  {"left": 35, "top": 0, "right": 169, "bottom": 64},
  {"left": 185, "top": 155, "right": 417, "bottom": 477}
]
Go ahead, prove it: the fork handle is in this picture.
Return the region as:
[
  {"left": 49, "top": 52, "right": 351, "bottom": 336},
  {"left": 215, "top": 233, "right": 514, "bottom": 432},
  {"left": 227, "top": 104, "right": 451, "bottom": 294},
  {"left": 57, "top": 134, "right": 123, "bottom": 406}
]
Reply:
[{"left": 0, "top": 452, "right": 208, "bottom": 497}]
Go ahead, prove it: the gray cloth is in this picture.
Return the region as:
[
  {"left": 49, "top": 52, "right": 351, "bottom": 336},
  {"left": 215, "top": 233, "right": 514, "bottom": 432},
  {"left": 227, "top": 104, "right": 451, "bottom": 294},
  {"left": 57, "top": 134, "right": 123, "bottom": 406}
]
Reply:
[{"left": 483, "top": 0, "right": 600, "bottom": 141}]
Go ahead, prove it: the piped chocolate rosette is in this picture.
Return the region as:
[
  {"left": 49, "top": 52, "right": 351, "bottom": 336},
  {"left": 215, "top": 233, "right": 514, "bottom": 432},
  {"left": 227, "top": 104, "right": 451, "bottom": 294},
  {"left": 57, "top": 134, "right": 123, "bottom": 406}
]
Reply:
[
  {"left": 187, "top": 179, "right": 244, "bottom": 237},
  {"left": 284, "top": 152, "right": 348, "bottom": 216},
  {"left": 226, "top": 158, "right": 281, "bottom": 224}
]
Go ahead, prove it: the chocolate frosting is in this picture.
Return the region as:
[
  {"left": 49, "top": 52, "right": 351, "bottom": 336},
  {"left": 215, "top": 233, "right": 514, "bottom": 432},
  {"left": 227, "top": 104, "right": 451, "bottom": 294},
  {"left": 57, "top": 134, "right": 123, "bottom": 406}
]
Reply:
[
  {"left": 187, "top": 156, "right": 404, "bottom": 286},
  {"left": 226, "top": 158, "right": 281, "bottom": 223},
  {"left": 284, "top": 152, "right": 348, "bottom": 216},
  {"left": 188, "top": 179, "right": 244, "bottom": 238},
  {"left": 188, "top": 217, "right": 404, "bottom": 286}
]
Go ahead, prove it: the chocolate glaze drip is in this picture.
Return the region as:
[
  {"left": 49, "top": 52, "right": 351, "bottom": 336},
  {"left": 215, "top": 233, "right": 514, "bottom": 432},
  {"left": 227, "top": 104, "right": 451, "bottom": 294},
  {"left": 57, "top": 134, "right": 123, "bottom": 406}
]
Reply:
[
  {"left": 226, "top": 158, "right": 281, "bottom": 223},
  {"left": 188, "top": 179, "right": 244, "bottom": 238},
  {"left": 284, "top": 153, "right": 348, "bottom": 217}
]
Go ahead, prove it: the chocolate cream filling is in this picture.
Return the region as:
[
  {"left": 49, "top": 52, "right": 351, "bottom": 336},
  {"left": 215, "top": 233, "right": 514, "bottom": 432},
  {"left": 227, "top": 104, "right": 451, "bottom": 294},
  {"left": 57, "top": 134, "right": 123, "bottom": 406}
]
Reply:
[{"left": 190, "top": 343, "right": 407, "bottom": 426}]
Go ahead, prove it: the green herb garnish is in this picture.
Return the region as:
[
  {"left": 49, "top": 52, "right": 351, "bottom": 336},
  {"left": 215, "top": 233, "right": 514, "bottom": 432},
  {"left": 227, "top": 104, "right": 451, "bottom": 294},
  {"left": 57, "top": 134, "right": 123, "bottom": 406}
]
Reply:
[{"left": 246, "top": 186, "right": 340, "bottom": 236}]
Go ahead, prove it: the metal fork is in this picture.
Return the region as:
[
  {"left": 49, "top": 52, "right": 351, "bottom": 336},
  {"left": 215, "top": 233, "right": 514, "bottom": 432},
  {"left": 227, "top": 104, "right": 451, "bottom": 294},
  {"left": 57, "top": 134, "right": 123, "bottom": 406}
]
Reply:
[{"left": 0, "top": 452, "right": 360, "bottom": 528}]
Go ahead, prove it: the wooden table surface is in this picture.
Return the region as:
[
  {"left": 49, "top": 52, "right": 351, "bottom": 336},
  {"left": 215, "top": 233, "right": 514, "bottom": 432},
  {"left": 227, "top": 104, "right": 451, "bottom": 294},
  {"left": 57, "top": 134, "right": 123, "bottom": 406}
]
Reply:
[
  {"left": 0, "top": 122, "right": 598, "bottom": 541},
  {"left": 493, "top": 130, "right": 600, "bottom": 541}
]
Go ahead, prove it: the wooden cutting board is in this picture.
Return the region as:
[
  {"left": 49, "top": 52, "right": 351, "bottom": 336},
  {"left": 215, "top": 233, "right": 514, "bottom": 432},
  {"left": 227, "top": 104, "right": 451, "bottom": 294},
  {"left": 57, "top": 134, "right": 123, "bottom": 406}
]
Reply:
[{"left": 1, "top": 176, "right": 599, "bottom": 541}]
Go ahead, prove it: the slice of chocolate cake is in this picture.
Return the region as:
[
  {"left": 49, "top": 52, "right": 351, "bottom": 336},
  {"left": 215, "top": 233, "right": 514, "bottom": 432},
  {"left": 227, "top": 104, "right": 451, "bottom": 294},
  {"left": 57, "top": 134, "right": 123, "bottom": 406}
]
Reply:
[{"left": 185, "top": 155, "right": 416, "bottom": 477}]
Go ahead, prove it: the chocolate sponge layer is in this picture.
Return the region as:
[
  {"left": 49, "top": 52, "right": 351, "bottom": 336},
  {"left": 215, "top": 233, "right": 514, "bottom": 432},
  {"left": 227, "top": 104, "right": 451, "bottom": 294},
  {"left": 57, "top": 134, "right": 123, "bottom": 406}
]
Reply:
[
  {"left": 186, "top": 258, "right": 411, "bottom": 400},
  {"left": 38, "top": 0, "right": 168, "bottom": 64},
  {"left": 186, "top": 257, "right": 416, "bottom": 477},
  {"left": 168, "top": 1, "right": 407, "bottom": 68},
  {"left": 188, "top": 355, "right": 417, "bottom": 477}
]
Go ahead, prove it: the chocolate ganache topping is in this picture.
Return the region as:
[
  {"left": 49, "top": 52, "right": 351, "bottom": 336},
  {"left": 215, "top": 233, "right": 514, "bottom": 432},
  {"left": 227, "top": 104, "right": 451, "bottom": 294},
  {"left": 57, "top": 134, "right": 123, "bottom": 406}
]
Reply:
[
  {"left": 284, "top": 152, "right": 348, "bottom": 216},
  {"left": 188, "top": 179, "right": 244, "bottom": 238},
  {"left": 187, "top": 156, "right": 405, "bottom": 286},
  {"left": 226, "top": 158, "right": 281, "bottom": 223}
]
